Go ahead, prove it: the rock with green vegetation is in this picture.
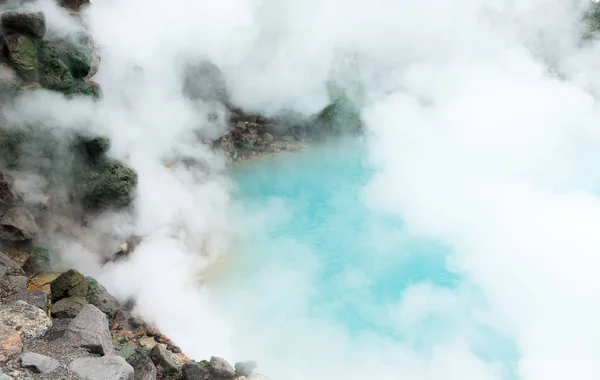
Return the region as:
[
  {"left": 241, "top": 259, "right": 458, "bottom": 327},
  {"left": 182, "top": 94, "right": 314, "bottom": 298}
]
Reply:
[
  {"left": 24, "top": 246, "right": 52, "bottom": 274},
  {"left": 182, "top": 361, "right": 209, "bottom": 380},
  {"left": 69, "top": 78, "right": 102, "bottom": 99},
  {"left": 78, "top": 158, "right": 137, "bottom": 210},
  {"left": 315, "top": 83, "right": 362, "bottom": 131},
  {"left": 114, "top": 340, "right": 136, "bottom": 360},
  {"left": 2, "top": 34, "right": 37, "bottom": 80},
  {"left": 85, "top": 276, "right": 120, "bottom": 316},
  {"left": 76, "top": 135, "right": 110, "bottom": 161},
  {"left": 39, "top": 40, "right": 92, "bottom": 78},
  {"left": 40, "top": 58, "right": 73, "bottom": 91},
  {"left": 50, "top": 269, "right": 88, "bottom": 302},
  {"left": 584, "top": 2, "right": 600, "bottom": 38},
  {"left": 1, "top": 11, "right": 46, "bottom": 39}
]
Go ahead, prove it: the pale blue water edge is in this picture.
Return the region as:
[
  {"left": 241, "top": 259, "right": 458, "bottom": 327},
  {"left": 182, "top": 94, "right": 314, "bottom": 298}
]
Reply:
[{"left": 219, "top": 137, "right": 517, "bottom": 377}]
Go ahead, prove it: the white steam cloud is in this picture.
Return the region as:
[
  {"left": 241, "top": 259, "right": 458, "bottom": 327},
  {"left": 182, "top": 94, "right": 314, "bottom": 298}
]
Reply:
[{"left": 4, "top": 0, "right": 600, "bottom": 379}]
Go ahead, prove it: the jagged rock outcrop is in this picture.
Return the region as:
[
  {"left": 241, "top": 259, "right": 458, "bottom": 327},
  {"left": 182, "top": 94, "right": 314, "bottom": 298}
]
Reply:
[
  {"left": 0, "top": 206, "right": 38, "bottom": 241},
  {"left": 63, "top": 304, "right": 115, "bottom": 355}
]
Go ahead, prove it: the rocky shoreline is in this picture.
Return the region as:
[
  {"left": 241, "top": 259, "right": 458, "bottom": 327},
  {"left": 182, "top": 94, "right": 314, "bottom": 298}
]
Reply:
[{"left": 0, "top": 252, "right": 265, "bottom": 380}]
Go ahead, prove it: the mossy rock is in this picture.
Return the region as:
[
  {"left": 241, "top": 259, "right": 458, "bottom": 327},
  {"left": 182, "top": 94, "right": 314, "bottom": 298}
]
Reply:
[
  {"left": 16, "top": 82, "right": 43, "bottom": 94},
  {"left": 115, "top": 341, "right": 137, "bottom": 360},
  {"left": 38, "top": 40, "right": 91, "bottom": 78},
  {"left": 0, "top": 131, "right": 27, "bottom": 169},
  {"left": 69, "top": 78, "right": 102, "bottom": 99},
  {"left": 50, "top": 269, "right": 88, "bottom": 302},
  {"left": 2, "top": 35, "right": 37, "bottom": 80},
  {"left": 40, "top": 58, "right": 73, "bottom": 91},
  {"left": 24, "top": 245, "right": 52, "bottom": 274},
  {"left": 78, "top": 158, "right": 138, "bottom": 209}
]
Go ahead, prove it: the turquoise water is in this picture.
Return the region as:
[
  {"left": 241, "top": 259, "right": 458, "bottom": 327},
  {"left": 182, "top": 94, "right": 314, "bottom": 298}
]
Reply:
[{"left": 219, "top": 138, "right": 516, "bottom": 375}]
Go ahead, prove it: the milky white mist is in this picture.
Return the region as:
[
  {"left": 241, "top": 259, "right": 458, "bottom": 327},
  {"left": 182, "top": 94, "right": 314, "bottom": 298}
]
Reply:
[{"left": 5, "top": 0, "right": 600, "bottom": 378}]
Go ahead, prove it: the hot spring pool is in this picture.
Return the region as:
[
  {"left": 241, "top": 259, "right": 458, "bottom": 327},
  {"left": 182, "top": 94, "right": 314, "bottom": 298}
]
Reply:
[{"left": 210, "top": 138, "right": 517, "bottom": 379}]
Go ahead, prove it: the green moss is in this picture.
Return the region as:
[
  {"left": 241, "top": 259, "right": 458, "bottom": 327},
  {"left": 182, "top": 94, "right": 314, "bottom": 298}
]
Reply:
[
  {"left": 40, "top": 58, "right": 73, "bottom": 91},
  {"left": 135, "top": 345, "right": 151, "bottom": 357},
  {"left": 0, "top": 132, "right": 26, "bottom": 169},
  {"left": 69, "top": 78, "right": 102, "bottom": 99},
  {"left": 25, "top": 245, "right": 52, "bottom": 274},
  {"left": 198, "top": 360, "right": 210, "bottom": 370},
  {"left": 79, "top": 158, "right": 138, "bottom": 210},
  {"left": 3, "top": 35, "right": 37, "bottom": 80},
  {"left": 77, "top": 135, "right": 110, "bottom": 161}
]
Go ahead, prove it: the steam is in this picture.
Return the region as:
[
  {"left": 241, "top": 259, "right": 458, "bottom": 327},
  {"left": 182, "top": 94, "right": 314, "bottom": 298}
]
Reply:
[{"left": 3, "top": 0, "right": 600, "bottom": 378}]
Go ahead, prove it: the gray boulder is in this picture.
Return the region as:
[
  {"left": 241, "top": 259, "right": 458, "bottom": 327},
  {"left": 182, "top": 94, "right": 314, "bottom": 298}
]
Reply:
[
  {"left": 63, "top": 304, "right": 115, "bottom": 355},
  {"left": 69, "top": 356, "right": 134, "bottom": 380},
  {"left": 85, "top": 277, "right": 119, "bottom": 316},
  {"left": 0, "top": 252, "right": 22, "bottom": 274},
  {"left": 235, "top": 361, "right": 258, "bottom": 377},
  {"left": 0, "top": 207, "right": 38, "bottom": 242},
  {"left": 0, "top": 300, "right": 52, "bottom": 339},
  {"left": 50, "top": 269, "right": 88, "bottom": 302},
  {"left": 0, "top": 275, "right": 27, "bottom": 297},
  {"left": 0, "top": 171, "right": 16, "bottom": 209},
  {"left": 50, "top": 296, "right": 88, "bottom": 319},
  {"left": 1, "top": 11, "right": 45, "bottom": 39},
  {"left": 210, "top": 356, "right": 235, "bottom": 378},
  {"left": 0, "top": 371, "right": 12, "bottom": 380},
  {"left": 6, "top": 290, "right": 48, "bottom": 313},
  {"left": 46, "top": 317, "right": 72, "bottom": 340},
  {"left": 20, "top": 352, "right": 60, "bottom": 373},
  {"left": 181, "top": 362, "right": 209, "bottom": 380},
  {"left": 130, "top": 355, "right": 157, "bottom": 380},
  {"left": 149, "top": 344, "right": 178, "bottom": 375}
]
